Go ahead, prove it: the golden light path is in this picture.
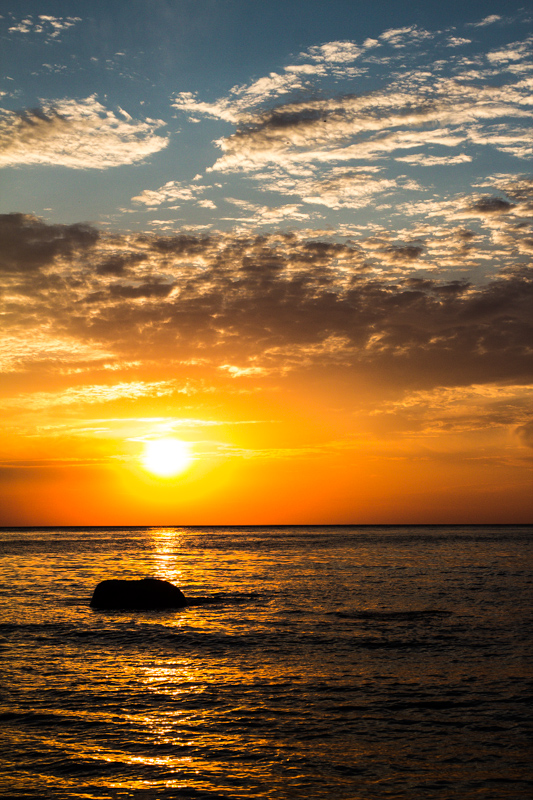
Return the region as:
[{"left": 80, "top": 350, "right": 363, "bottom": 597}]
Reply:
[{"left": 142, "top": 438, "right": 192, "bottom": 477}]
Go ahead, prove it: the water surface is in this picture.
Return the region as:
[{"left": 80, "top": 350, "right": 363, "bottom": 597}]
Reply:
[{"left": 0, "top": 525, "right": 531, "bottom": 798}]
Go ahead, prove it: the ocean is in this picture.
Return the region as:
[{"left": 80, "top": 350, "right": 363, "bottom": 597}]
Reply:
[{"left": 0, "top": 525, "right": 531, "bottom": 799}]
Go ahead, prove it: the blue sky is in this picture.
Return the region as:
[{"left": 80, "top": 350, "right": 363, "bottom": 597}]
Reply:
[
  {"left": 0, "top": 1, "right": 532, "bottom": 523},
  {"left": 2, "top": 0, "right": 531, "bottom": 253}
]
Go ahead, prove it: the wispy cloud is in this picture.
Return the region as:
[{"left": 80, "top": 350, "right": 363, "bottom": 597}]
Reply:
[
  {"left": 0, "top": 330, "right": 114, "bottom": 373},
  {"left": 395, "top": 153, "right": 472, "bottom": 166},
  {"left": 0, "top": 380, "right": 178, "bottom": 411},
  {"left": 372, "top": 383, "right": 533, "bottom": 436},
  {"left": 0, "top": 96, "right": 168, "bottom": 168},
  {"left": 204, "top": 76, "right": 531, "bottom": 175},
  {"left": 170, "top": 20, "right": 532, "bottom": 221},
  {"left": 132, "top": 180, "right": 206, "bottom": 208},
  {"left": 379, "top": 25, "right": 434, "bottom": 48},
  {"left": 468, "top": 15, "right": 502, "bottom": 28}
]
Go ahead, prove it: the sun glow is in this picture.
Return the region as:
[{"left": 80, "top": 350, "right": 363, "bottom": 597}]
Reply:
[{"left": 142, "top": 438, "right": 192, "bottom": 477}]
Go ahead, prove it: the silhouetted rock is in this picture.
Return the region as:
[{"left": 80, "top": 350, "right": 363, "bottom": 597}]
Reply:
[{"left": 90, "top": 578, "right": 187, "bottom": 609}]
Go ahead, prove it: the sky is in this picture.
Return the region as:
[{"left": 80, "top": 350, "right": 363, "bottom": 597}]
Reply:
[{"left": 1, "top": 0, "right": 532, "bottom": 525}]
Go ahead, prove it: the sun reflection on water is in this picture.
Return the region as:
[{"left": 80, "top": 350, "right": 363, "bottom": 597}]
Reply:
[{"left": 147, "top": 527, "right": 187, "bottom": 587}]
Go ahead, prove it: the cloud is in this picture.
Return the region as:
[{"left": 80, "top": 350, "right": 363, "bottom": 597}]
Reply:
[
  {"left": 173, "top": 68, "right": 309, "bottom": 124},
  {"left": 219, "top": 365, "right": 269, "bottom": 378},
  {"left": 0, "top": 213, "right": 98, "bottom": 272},
  {"left": 171, "top": 34, "right": 406, "bottom": 124},
  {"left": 204, "top": 71, "right": 532, "bottom": 174},
  {"left": 2, "top": 215, "right": 532, "bottom": 395},
  {"left": 204, "top": 92, "right": 436, "bottom": 171},
  {"left": 170, "top": 22, "right": 533, "bottom": 227},
  {"left": 516, "top": 419, "right": 533, "bottom": 448},
  {"left": 0, "top": 330, "right": 114, "bottom": 373},
  {"left": 395, "top": 153, "right": 472, "bottom": 166},
  {"left": 469, "top": 196, "right": 515, "bottom": 214},
  {"left": 379, "top": 25, "right": 433, "bottom": 48},
  {"left": 305, "top": 41, "right": 365, "bottom": 63},
  {"left": 479, "top": 174, "right": 533, "bottom": 206},
  {"left": 373, "top": 383, "right": 533, "bottom": 436},
  {"left": 262, "top": 169, "right": 419, "bottom": 210},
  {"left": 467, "top": 125, "right": 533, "bottom": 160},
  {"left": 173, "top": 38, "right": 381, "bottom": 125},
  {"left": 399, "top": 178, "right": 532, "bottom": 238},
  {"left": 486, "top": 38, "right": 533, "bottom": 63},
  {"left": 446, "top": 37, "right": 472, "bottom": 48},
  {"left": 0, "top": 96, "right": 168, "bottom": 168},
  {"left": 172, "top": 91, "right": 241, "bottom": 123},
  {"left": 469, "top": 15, "right": 502, "bottom": 28},
  {"left": 226, "top": 203, "right": 311, "bottom": 225},
  {"left": 95, "top": 251, "right": 147, "bottom": 276},
  {"left": 7, "top": 14, "right": 81, "bottom": 41},
  {"left": 132, "top": 180, "right": 206, "bottom": 207},
  {"left": 130, "top": 181, "right": 221, "bottom": 212},
  {"left": 0, "top": 381, "right": 178, "bottom": 411}
]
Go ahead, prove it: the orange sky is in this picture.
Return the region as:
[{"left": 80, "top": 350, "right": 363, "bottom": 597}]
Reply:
[
  {"left": 1, "top": 348, "right": 531, "bottom": 524},
  {"left": 1, "top": 5, "right": 532, "bottom": 524}
]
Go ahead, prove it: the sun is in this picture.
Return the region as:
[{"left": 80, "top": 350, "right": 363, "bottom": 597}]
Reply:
[{"left": 142, "top": 438, "right": 192, "bottom": 477}]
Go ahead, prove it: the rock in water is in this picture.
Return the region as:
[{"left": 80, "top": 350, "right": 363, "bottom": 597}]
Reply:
[{"left": 90, "top": 578, "right": 187, "bottom": 609}]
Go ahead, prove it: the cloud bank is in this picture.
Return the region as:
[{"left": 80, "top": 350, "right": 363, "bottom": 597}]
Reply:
[{"left": 1, "top": 213, "right": 531, "bottom": 396}]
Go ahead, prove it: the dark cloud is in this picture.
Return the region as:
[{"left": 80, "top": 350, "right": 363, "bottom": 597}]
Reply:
[
  {"left": 470, "top": 196, "right": 515, "bottom": 214},
  {"left": 516, "top": 420, "right": 533, "bottom": 449},
  {"left": 455, "top": 229, "right": 477, "bottom": 241},
  {"left": 434, "top": 280, "right": 471, "bottom": 296},
  {"left": 3, "top": 216, "right": 532, "bottom": 392},
  {"left": 483, "top": 176, "right": 533, "bottom": 212},
  {"left": 243, "top": 104, "right": 332, "bottom": 135},
  {"left": 85, "top": 281, "right": 176, "bottom": 302},
  {"left": 152, "top": 234, "right": 212, "bottom": 255},
  {"left": 386, "top": 244, "right": 424, "bottom": 261},
  {"left": 96, "top": 253, "right": 146, "bottom": 276},
  {"left": 0, "top": 213, "right": 98, "bottom": 273},
  {"left": 17, "top": 106, "right": 68, "bottom": 128}
]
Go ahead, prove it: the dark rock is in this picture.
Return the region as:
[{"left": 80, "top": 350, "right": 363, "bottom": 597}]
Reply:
[{"left": 90, "top": 578, "right": 187, "bottom": 609}]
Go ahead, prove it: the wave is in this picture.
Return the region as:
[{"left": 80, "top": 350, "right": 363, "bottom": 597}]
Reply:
[{"left": 328, "top": 608, "right": 452, "bottom": 620}]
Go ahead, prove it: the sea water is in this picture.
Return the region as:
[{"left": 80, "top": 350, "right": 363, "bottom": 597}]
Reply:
[{"left": 0, "top": 525, "right": 531, "bottom": 799}]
